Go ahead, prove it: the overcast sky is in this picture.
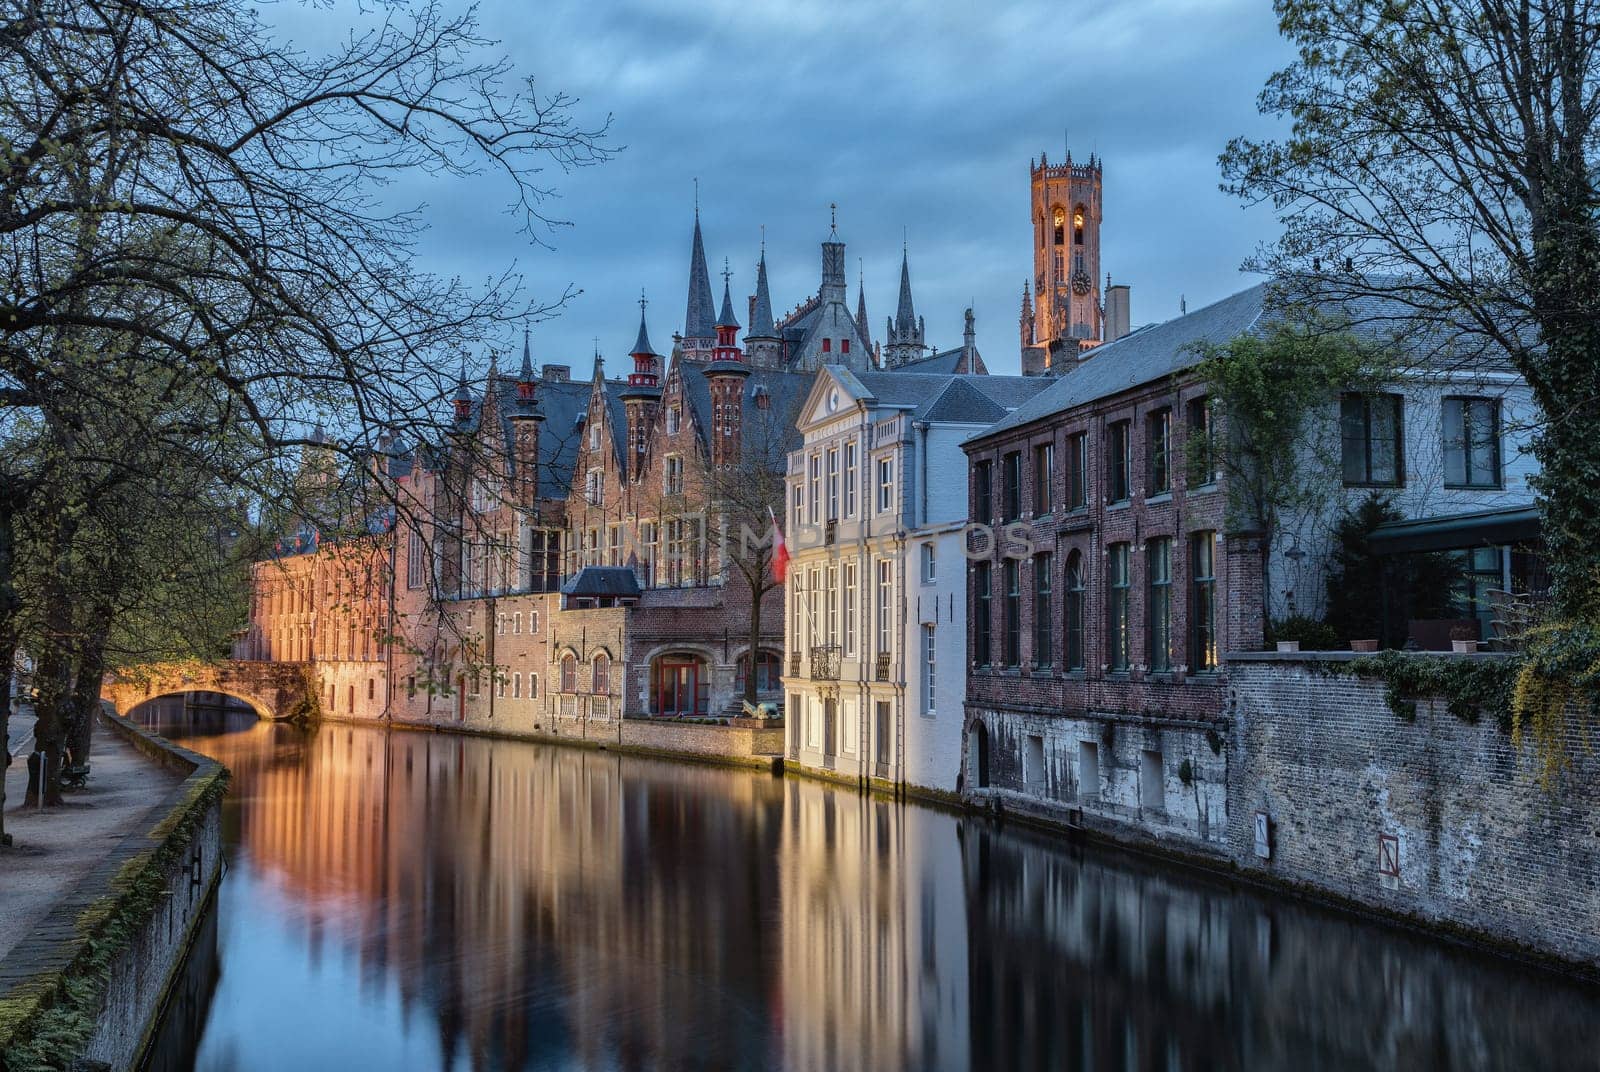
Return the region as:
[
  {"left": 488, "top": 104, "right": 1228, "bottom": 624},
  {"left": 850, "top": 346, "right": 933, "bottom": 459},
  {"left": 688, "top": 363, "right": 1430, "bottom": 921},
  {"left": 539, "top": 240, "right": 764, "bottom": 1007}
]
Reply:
[{"left": 279, "top": 0, "right": 1295, "bottom": 378}]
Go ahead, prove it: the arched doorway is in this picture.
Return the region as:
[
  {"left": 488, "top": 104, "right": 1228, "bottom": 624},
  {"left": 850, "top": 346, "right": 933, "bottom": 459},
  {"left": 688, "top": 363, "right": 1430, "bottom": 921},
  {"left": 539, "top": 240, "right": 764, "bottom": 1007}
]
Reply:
[{"left": 651, "top": 653, "right": 708, "bottom": 716}]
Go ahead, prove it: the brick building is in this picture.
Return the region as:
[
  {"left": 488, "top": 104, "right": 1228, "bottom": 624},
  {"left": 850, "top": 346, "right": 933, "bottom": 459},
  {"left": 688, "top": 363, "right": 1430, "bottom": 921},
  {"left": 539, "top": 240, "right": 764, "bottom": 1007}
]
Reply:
[{"left": 962, "top": 280, "right": 1538, "bottom": 848}]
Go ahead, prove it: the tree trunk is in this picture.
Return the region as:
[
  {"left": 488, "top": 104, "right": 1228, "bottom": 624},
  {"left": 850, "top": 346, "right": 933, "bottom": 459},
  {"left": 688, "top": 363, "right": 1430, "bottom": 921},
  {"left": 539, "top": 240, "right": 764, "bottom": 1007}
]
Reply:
[
  {"left": 745, "top": 571, "right": 764, "bottom": 708},
  {"left": 65, "top": 618, "right": 111, "bottom": 771},
  {"left": 26, "top": 630, "right": 73, "bottom": 807},
  {"left": 0, "top": 490, "right": 17, "bottom": 841}
]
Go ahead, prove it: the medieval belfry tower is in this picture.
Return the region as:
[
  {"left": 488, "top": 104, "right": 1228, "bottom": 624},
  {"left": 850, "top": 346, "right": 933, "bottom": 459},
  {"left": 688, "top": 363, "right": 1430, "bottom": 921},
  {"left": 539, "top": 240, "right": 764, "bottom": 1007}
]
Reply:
[{"left": 1022, "top": 149, "right": 1109, "bottom": 376}]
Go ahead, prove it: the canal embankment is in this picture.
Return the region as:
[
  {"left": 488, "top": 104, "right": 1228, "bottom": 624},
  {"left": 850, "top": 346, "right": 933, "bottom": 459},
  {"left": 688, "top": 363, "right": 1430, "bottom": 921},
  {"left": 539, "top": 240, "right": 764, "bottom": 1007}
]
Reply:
[
  {"left": 965, "top": 652, "right": 1600, "bottom": 979},
  {"left": 0, "top": 707, "right": 228, "bottom": 1071}
]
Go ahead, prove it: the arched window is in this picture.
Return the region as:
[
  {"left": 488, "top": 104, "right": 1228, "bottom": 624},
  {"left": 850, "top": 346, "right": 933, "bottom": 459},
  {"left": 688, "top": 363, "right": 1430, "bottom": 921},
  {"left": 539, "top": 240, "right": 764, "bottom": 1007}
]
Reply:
[
  {"left": 1052, "top": 207, "right": 1065, "bottom": 245},
  {"left": 737, "top": 650, "right": 781, "bottom": 692},
  {"left": 1064, "top": 551, "right": 1086, "bottom": 670},
  {"left": 592, "top": 653, "right": 610, "bottom": 695},
  {"left": 1073, "top": 206, "right": 1085, "bottom": 245},
  {"left": 1037, "top": 213, "right": 1045, "bottom": 248},
  {"left": 560, "top": 653, "right": 576, "bottom": 692}
]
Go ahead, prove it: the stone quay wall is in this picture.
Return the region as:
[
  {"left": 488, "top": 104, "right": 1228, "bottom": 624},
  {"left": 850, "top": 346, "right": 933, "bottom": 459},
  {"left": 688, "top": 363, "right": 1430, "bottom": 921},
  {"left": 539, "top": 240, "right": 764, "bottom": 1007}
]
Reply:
[
  {"left": 1227, "top": 653, "right": 1600, "bottom": 970},
  {"left": 0, "top": 709, "right": 227, "bottom": 1071}
]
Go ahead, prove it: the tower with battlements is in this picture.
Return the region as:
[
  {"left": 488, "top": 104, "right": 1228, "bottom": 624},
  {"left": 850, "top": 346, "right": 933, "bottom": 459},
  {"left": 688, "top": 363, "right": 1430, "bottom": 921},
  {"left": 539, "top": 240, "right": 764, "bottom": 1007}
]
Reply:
[{"left": 1023, "top": 150, "right": 1104, "bottom": 375}]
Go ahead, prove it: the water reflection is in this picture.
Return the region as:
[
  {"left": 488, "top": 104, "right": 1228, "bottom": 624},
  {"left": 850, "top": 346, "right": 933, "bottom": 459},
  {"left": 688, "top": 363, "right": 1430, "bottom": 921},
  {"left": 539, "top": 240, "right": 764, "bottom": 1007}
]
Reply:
[{"left": 134, "top": 697, "right": 1600, "bottom": 1071}]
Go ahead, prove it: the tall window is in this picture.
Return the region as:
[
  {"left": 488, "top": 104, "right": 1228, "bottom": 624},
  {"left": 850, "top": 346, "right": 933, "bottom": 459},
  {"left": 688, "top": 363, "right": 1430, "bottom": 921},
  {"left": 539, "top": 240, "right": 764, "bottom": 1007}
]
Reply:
[
  {"left": 808, "top": 567, "right": 820, "bottom": 648},
  {"left": 921, "top": 543, "right": 936, "bottom": 583},
  {"left": 1002, "top": 451, "right": 1022, "bottom": 521},
  {"left": 974, "top": 562, "right": 993, "bottom": 666},
  {"left": 1190, "top": 532, "right": 1218, "bottom": 672},
  {"left": 1073, "top": 206, "right": 1085, "bottom": 245},
  {"left": 1148, "top": 409, "right": 1171, "bottom": 496},
  {"left": 974, "top": 460, "right": 993, "bottom": 524},
  {"left": 665, "top": 455, "right": 685, "bottom": 494},
  {"left": 922, "top": 625, "right": 937, "bottom": 715},
  {"left": 1443, "top": 397, "right": 1501, "bottom": 488},
  {"left": 1053, "top": 206, "right": 1065, "bottom": 245},
  {"left": 1107, "top": 542, "right": 1131, "bottom": 671},
  {"left": 877, "top": 457, "right": 894, "bottom": 513},
  {"left": 877, "top": 560, "right": 893, "bottom": 655},
  {"left": 560, "top": 654, "right": 577, "bottom": 692},
  {"left": 666, "top": 405, "right": 681, "bottom": 434},
  {"left": 1064, "top": 551, "right": 1085, "bottom": 670},
  {"left": 407, "top": 530, "right": 425, "bottom": 589},
  {"left": 844, "top": 441, "right": 858, "bottom": 516},
  {"left": 1340, "top": 393, "right": 1403, "bottom": 486},
  {"left": 1066, "top": 433, "right": 1087, "bottom": 511},
  {"left": 1033, "top": 552, "right": 1054, "bottom": 668},
  {"left": 1185, "top": 397, "right": 1216, "bottom": 486},
  {"left": 808, "top": 454, "right": 820, "bottom": 522},
  {"left": 1003, "top": 559, "right": 1021, "bottom": 667},
  {"left": 1034, "top": 442, "right": 1054, "bottom": 515},
  {"left": 843, "top": 561, "right": 858, "bottom": 655},
  {"left": 593, "top": 653, "right": 610, "bottom": 694},
  {"left": 1107, "top": 421, "right": 1132, "bottom": 503},
  {"left": 826, "top": 447, "right": 839, "bottom": 519},
  {"left": 1147, "top": 537, "right": 1172, "bottom": 672},
  {"left": 825, "top": 565, "right": 838, "bottom": 644}
]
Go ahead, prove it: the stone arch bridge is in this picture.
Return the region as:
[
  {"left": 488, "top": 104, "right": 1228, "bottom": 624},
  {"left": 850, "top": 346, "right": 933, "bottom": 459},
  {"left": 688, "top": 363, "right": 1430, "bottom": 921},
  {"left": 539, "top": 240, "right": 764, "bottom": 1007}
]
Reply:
[{"left": 102, "top": 660, "right": 311, "bottom": 721}]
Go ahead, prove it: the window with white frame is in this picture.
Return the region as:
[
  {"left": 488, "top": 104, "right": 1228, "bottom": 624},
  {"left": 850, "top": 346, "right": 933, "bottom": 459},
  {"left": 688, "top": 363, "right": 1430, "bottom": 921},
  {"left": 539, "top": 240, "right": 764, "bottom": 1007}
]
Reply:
[
  {"left": 665, "top": 455, "right": 684, "bottom": 495},
  {"left": 791, "top": 484, "right": 803, "bottom": 534},
  {"left": 529, "top": 609, "right": 539, "bottom": 633},
  {"left": 666, "top": 405, "right": 681, "bottom": 435},
  {"left": 589, "top": 421, "right": 601, "bottom": 450},
  {"left": 826, "top": 565, "right": 838, "bottom": 644},
  {"left": 585, "top": 469, "right": 603, "bottom": 505},
  {"left": 513, "top": 612, "right": 522, "bottom": 635},
  {"left": 640, "top": 521, "right": 657, "bottom": 586},
  {"left": 877, "top": 456, "right": 893, "bottom": 513},
  {"left": 922, "top": 624, "right": 936, "bottom": 714},
  {"left": 826, "top": 447, "right": 839, "bottom": 520},
  {"left": 512, "top": 673, "right": 522, "bottom": 699},
  {"left": 808, "top": 454, "right": 820, "bottom": 523},
  {"left": 808, "top": 568, "right": 821, "bottom": 649},
  {"left": 844, "top": 441, "right": 858, "bottom": 517},
  {"left": 843, "top": 561, "right": 857, "bottom": 656},
  {"left": 608, "top": 524, "right": 622, "bottom": 566},
  {"left": 921, "top": 543, "right": 935, "bottom": 584},
  {"left": 877, "top": 559, "right": 893, "bottom": 655}
]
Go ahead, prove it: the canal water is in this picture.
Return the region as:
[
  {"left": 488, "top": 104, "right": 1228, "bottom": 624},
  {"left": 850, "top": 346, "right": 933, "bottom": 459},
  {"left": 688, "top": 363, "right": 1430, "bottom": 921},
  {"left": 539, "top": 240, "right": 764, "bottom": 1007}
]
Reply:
[{"left": 131, "top": 696, "right": 1600, "bottom": 1071}]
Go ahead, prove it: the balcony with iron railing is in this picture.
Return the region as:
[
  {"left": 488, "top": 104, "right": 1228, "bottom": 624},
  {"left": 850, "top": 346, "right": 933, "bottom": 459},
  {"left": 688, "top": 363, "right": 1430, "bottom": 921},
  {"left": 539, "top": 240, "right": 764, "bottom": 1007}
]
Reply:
[
  {"left": 789, "top": 651, "right": 802, "bottom": 678},
  {"left": 810, "top": 645, "right": 841, "bottom": 681},
  {"left": 875, "top": 652, "right": 892, "bottom": 683}
]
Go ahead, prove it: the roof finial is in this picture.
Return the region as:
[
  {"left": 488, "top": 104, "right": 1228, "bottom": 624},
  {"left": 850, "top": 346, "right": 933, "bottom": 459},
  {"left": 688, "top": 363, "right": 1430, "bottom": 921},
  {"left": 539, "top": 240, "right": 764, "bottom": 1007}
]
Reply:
[
  {"left": 829, "top": 202, "right": 837, "bottom": 236},
  {"left": 902, "top": 225, "right": 908, "bottom": 255},
  {"left": 760, "top": 223, "right": 766, "bottom": 254},
  {"left": 722, "top": 256, "right": 732, "bottom": 288},
  {"left": 639, "top": 288, "right": 648, "bottom": 315},
  {"left": 693, "top": 177, "right": 699, "bottom": 218}
]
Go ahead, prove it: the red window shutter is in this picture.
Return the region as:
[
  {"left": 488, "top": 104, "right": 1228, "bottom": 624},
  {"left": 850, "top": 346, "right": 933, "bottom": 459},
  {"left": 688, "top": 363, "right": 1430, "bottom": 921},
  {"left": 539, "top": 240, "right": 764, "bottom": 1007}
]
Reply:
[{"left": 842, "top": 339, "right": 851, "bottom": 354}]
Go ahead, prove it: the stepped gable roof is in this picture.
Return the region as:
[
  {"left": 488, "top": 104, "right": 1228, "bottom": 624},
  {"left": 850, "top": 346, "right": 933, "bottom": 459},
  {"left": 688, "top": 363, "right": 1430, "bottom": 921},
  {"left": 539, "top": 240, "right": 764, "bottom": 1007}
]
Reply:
[
  {"left": 969, "top": 283, "right": 1271, "bottom": 444},
  {"left": 561, "top": 565, "right": 642, "bottom": 599}
]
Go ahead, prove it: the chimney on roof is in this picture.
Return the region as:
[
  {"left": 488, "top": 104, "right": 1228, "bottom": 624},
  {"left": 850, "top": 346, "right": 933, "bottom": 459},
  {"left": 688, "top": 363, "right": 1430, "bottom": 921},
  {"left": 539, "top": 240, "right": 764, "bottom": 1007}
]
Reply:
[{"left": 1105, "top": 284, "right": 1131, "bottom": 343}]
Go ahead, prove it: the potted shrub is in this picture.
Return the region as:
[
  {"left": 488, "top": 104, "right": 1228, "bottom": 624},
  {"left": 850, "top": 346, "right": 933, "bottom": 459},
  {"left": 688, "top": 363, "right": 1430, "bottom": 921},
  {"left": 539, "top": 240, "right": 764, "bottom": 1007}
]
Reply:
[
  {"left": 1450, "top": 623, "right": 1479, "bottom": 653},
  {"left": 1350, "top": 639, "right": 1380, "bottom": 653}
]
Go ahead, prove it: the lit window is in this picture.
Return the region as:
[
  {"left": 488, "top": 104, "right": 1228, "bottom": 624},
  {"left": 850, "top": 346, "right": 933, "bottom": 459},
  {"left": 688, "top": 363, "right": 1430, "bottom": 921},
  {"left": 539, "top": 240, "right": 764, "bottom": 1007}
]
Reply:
[{"left": 1190, "top": 533, "right": 1218, "bottom": 672}]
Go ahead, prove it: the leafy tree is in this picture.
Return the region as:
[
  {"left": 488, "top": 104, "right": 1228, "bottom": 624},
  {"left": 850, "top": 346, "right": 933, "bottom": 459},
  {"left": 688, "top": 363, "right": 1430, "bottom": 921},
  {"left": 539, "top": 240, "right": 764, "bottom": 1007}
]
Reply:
[
  {"left": 1221, "top": 0, "right": 1600, "bottom": 619},
  {"left": 1323, "top": 493, "right": 1461, "bottom": 648},
  {"left": 1188, "top": 318, "right": 1391, "bottom": 621}
]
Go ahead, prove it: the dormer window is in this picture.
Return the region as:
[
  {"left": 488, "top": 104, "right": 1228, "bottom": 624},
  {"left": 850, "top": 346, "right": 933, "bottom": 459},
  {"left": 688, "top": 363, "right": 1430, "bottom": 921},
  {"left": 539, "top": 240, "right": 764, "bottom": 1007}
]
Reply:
[{"left": 666, "top": 406, "right": 681, "bottom": 435}]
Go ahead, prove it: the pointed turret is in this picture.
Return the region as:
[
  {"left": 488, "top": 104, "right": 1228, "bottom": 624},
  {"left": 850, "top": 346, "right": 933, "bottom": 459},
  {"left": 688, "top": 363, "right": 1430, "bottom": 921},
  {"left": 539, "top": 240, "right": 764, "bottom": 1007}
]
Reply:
[
  {"left": 452, "top": 356, "right": 473, "bottom": 425},
  {"left": 509, "top": 330, "right": 544, "bottom": 507},
  {"left": 716, "top": 263, "right": 741, "bottom": 331},
  {"left": 619, "top": 292, "right": 663, "bottom": 482},
  {"left": 683, "top": 206, "right": 717, "bottom": 354},
  {"left": 883, "top": 245, "right": 928, "bottom": 367},
  {"left": 854, "top": 264, "right": 871, "bottom": 351},
  {"left": 744, "top": 244, "right": 782, "bottom": 369},
  {"left": 1019, "top": 282, "right": 1035, "bottom": 352}
]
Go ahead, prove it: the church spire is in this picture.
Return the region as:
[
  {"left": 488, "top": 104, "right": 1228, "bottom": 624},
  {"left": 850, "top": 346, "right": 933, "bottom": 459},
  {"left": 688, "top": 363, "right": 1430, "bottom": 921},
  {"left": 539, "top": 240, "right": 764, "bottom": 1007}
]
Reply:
[
  {"left": 716, "top": 259, "right": 740, "bottom": 330},
  {"left": 894, "top": 245, "right": 916, "bottom": 334},
  {"left": 855, "top": 260, "right": 871, "bottom": 351},
  {"left": 884, "top": 242, "right": 926, "bottom": 367},
  {"left": 519, "top": 327, "right": 535, "bottom": 382},
  {"left": 684, "top": 199, "right": 717, "bottom": 345},
  {"left": 749, "top": 246, "right": 776, "bottom": 338}
]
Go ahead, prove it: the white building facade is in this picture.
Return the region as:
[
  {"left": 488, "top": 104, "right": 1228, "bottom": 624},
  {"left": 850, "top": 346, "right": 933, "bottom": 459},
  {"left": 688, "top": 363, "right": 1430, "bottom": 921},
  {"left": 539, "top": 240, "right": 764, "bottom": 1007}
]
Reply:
[{"left": 782, "top": 366, "right": 1048, "bottom": 794}]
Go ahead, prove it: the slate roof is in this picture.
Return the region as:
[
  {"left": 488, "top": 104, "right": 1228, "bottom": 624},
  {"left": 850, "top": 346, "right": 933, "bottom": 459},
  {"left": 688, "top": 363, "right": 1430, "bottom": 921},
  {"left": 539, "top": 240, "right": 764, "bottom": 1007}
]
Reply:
[
  {"left": 841, "top": 369, "right": 1051, "bottom": 424},
  {"left": 889, "top": 344, "right": 988, "bottom": 376},
  {"left": 970, "top": 283, "right": 1271, "bottom": 443},
  {"left": 971, "top": 279, "right": 1519, "bottom": 446},
  {"left": 679, "top": 362, "right": 814, "bottom": 455},
  {"left": 561, "top": 566, "right": 642, "bottom": 599}
]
